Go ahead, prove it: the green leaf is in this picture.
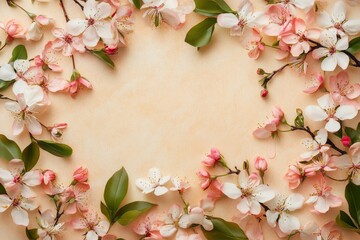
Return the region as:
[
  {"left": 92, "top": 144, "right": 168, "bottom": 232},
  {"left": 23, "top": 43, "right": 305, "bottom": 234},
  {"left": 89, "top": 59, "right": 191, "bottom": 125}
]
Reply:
[
  {"left": 345, "top": 123, "right": 360, "bottom": 143},
  {"left": 0, "top": 134, "right": 22, "bottom": 161},
  {"left": 194, "top": 0, "right": 234, "bottom": 17},
  {"left": 90, "top": 50, "right": 115, "bottom": 69},
  {"left": 133, "top": 0, "right": 142, "bottom": 9},
  {"left": 22, "top": 142, "right": 40, "bottom": 172},
  {"left": 345, "top": 182, "right": 360, "bottom": 225},
  {"left": 347, "top": 37, "right": 360, "bottom": 55},
  {"left": 9, "top": 45, "right": 28, "bottom": 63},
  {"left": 101, "top": 201, "right": 112, "bottom": 222},
  {"left": 202, "top": 217, "right": 248, "bottom": 240},
  {"left": 37, "top": 140, "right": 72, "bottom": 157},
  {"left": 114, "top": 201, "right": 156, "bottom": 225},
  {"left": 104, "top": 167, "right": 128, "bottom": 213},
  {"left": 25, "top": 228, "right": 39, "bottom": 240},
  {"left": 336, "top": 210, "right": 358, "bottom": 230},
  {"left": 0, "top": 183, "right": 7, "bottom": 194},
  {"left": 294, "top": 109, "right": 304, "bottom": 128},
  {"left": 185, "top": 18, "right": 217, "bottom": 48},
  {"left": 0, "top": 80, "right": 14, "bottom": 91}
]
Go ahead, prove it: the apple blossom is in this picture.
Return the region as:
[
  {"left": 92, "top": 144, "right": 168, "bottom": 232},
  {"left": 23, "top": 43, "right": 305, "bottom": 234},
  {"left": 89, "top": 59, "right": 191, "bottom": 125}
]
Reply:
[
  {"left": 306, "top": 176, "right": 342, "bottom": 213},
  {"left": 202, "top": 148, "right": 221, "bottom": 167},
  {"left": 329, "top": 71, "right": 360, "bottom": 109},
  {"left": 73, "top": 167, "right": 88, "bottom": 183},
  {"left": 68, "top": 71, "right": 93, "bottom": 97},
  {"left": 52, "top": 28, "right": 86, "bottom": 56},
  {"left": 304, "top": 94, "right": 357, "bottom": 133},
  {"left": 284, "top": 165, "right": 303, "bottom": 189},
  {"left": 136, "top": 168, "right": 170, "bottom": 196},
  {"left": 72, "top": 211, "right": 110, "bottom": 240},
  {"left": 37, "top": 209, "right": 65, "bottom": 240},
  {"left": 27, "top": 15, "right": 54, "bottom": 41},
  {"left": 303, "top": 153, "right": 336, "bottom": 177},
  {"left": 254, "top": 156, "right": 268, "bottom": 172},
  {"left": 0, "top": 194, "right": 37, "bottom": 226},
  {"left": 240, "top": 28, "right": 264, "bottom": 59},
  {"left": 5, "top": 80, "right": 44, "bottom": 135},
  {"left": 263, "top": 5, "right": 292, "bottom": 36},
  {"left": 221, "top": 171, "right": 275, "bottom": 215},
  {"left": 66, "top": 0, "right": 114, "bottom": 47},
  {"left": 34, "top": 42, "right": 62, "bottom": 72},
  {"left": 217, "top": 0, "right": 265, "bottom": 36},
  {"left": 0, "top": 19, "right": 26, "bottom": 42},
  {"left": 133, "top": 213, "right": 163, "bottom": 239},
  {"left": 312, "top": 29, "right": 349, "bottom": 71},
  {"left": 63, "top": 183, "right": 90, "bottom": 214},
  {"left": 0, "top": 159, "right": 41, "bottom": 198},
  {"left": 170, "top": 176, "right": 190, "bottom": 193},
  {"left": 332, "top": 142, "right": 360, "bottom": 184},
  {"left": 178, "top": 206, "right": 213, "bottom": 231},
  {"left": 317, "top": 1, "right": 360, "bottom": 35},
  {"left": 265, "top": 193, "right": 305, "bottom": 234},
  {"left": 253, "top": 107, "right": 284, "bottom": 139},
  {"left": 300, "top": 128, "right": 329, "bottom": 161}
]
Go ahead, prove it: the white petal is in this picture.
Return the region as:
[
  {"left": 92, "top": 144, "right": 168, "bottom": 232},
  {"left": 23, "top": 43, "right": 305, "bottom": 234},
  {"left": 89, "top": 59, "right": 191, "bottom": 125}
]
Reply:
[
  {"left": 236, "top": 198, "right": 251, "bottom": 214},
  {"left": 22, "top": 170, "right": 42, "bottom": 186},
  {"left": 335, "top": 36, "right": 349, "bottom": 51},
  {"left": 265, "top": 210, "right": 279, "bottom": 228},
  {"left": 335, "top": 105, "right": 358, "bottom": 120},
  {"left": 332, "top": 1, "right": 346, "bottom": 23},
  {"left": 304, "top": 106, "right": 328, "bottom": 121},
  {"left": 135, "top": 178, "right": 154, "bottom": 192},
  {"left": 94, "top": 221, "right": 109, "bottom": 237},
  {"left": 217, "top": 14, "right": 239, "bottom": 28},
  {"left": 313, "top": 197, "right": 329, "bottom": 213},
  {"left": 154, "top": 186, "right": 168, "bottom": 196},
  {"left": 221, "top": 183, "right": 242, "bottom": 199},
  {"left": 0, "top": 64, "right": 16, "bottom": 81},
  {"left": 0, "top": 169, "right": 13, "bottom": 183},
  {"left": 25, "top": 115, "right": 42, "bottom": 136},
  {"left": 159, "top": 175, "right": 171, "bottom": 185},
  {"left": 94, "top": 20, "right": 113, "bottom": 39},
  {"left": 285, "top": 193, "right": 304, "bottom": 211},
  {"left": 335, "top": 52, "right": 349, "bottom": 70},
  {"left": 86, "top": 230, "right": 99, "bottom": 240},
  {"left": 315, "top": 128, "right": 328, "bottom": 145},
  {"left": 11, "top": 207, "right": 29, "bottom": 226},
  {"left": 14, "top": 60, "right": 30, "bottom": 74},
  {"left": 4, "top": 102, "right": 21, "bottom": 113},
  {"left": 343, "top": 19, "right": 360, "bottom": 35},
  {"left": 84, "top": 0, "right": 98, "bottom": 18},
  {"left": 317, "top": 94, "right": 335, "bottom": 110},
  {"left": 66, "top": 19, "right": 88, "bottom": 36},
  {"left": 321, "top": 55, "right": 337, "bottom": 72},
  {"left": 160, "top": 225, "right": 177, "bottom": 237},
  {"left": 253, "top": 185, "right": 275, "bottom": 202},
  {"left": 0, "top": 195, "right": 12, "bottom": 212},
  {"left": 148, "top": 168, "right": 161, "bottom": 183},
  {"left": 325, "top": 118, "right": 341, "bottom": 133},
  {"left": 94, "top": 2, "right": 112, "bottom": 20},
  {"left": 316, "top": 12, "right": 332, "bottom": 28},
  {"left": 278, "top": 212, "right": 300, "bottom": 234},
  {"left": 82, "top": 26, "right": 100, "bottom": 47}
]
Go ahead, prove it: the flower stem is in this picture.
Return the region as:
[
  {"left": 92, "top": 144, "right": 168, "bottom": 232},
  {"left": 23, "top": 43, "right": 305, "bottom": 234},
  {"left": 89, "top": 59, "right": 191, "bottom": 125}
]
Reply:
[
  {"left": 59, "top": 0, "right": 69, "bottom": 22},
  {"left": 8, "top": 0, "right": 35, "bottom": 19},
  {"left": 0, "top": 94, "right": 16, "bottom": 101},
  {"left": 260, "top": 63, "right": 291, "bottom": 89},
  {"left": 73, "top": 0, "right": 84, "bottom": 10},
  {"left": 342, "top": 50, "right": 360, "bottom": 68},
  {"left": 0, "top": 42, "right": 7, "bottom": 51},
  {"left": 324, "top": 173, "right": 349, "bottom": 182}
]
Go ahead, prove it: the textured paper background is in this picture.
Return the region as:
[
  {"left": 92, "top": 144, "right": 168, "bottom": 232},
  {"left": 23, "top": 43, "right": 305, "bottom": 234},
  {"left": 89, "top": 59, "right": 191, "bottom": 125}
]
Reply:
[{"left": 0, "top": 0, "right": 359, "bottom": 239}]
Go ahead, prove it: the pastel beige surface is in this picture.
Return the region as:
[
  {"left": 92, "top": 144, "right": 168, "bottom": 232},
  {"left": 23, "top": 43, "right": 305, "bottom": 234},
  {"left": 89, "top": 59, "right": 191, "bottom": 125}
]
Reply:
[{"left": 0, "top": 0, "right": 359, "bottom": 239}]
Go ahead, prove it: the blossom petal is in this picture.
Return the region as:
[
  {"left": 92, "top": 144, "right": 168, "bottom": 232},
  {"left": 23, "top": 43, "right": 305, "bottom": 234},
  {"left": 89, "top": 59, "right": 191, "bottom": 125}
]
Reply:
[
  {"left": 82, "top": 26, "right": 100, "bottom": 47},
  {"left": 160, "top": 225, "right": 177, "bottom": 237},
  {"left": 217, "top": 14, "right": 239, "bottom": 28},
  {"left": 278, "top": 212, "right": 300, "bottom": 234},
  {"left": 253, "top": 184, "right": 275, "bottom": 202},
  {"left": 22, "top": 170, "right": 42, "bottom": 186},
  {"left": 265, "top": 210, "right": 279, "bottom": 228},
  {"left": 0, "top": 64, "right": 16, "bottom": 81},
  {"left": 321, "top": 55, "right": 337, "bottom": 72},
  {"left": 221, "top": 183, "right": 242, "bottom": 199},
  {"left": 25, "top": 115, "right": 42, "bottom": 135},
  {"left": 343, "top": 19, "right": 360, "bottom": 35},
  {"left": 154, "top": 186, "right": 168, "bottom": 196},
  {"left": 94, "top": 221, "right": 109, "bottom": 237},
  {"left": 316, "top": 12, "right": 332, "bottom": 28},
  {"left": 94, "top": 20, "right": 113, "bottom": 39},
  {"left": 332, "top": 1, "right": 346, "bottom": 23},
  {"left": 285, "top": 193, "right": 304, "bottom": 211},
  {"left": 66, "top": 19, "right": 88, "bottom": 36},
  {"left": 325, "top": 118, "right": 340, "bottom": 133},
  {"left": 0, "top": 195, "right": 12, "bottom": 212},
  {"left": 304, "top": 106, "right": 328, "bottom": 121},
  {"left": 11, "top": 207, "right": 29, "bottom": 226},
  {"left": 335, "top": 52, "right": 349, "bottom": 70},
  {"left": 335, "top": 105, "right": 358, "bottom": 120}
]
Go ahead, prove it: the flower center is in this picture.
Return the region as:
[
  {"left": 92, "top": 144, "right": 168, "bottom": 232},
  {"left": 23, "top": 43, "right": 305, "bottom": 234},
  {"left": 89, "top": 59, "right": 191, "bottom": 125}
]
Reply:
[
  {"left": 64, "top": 34, "right": 73, "bottom": 44},
  {"left": 88, "top": 18, "right": 95, "bottom": 26}
]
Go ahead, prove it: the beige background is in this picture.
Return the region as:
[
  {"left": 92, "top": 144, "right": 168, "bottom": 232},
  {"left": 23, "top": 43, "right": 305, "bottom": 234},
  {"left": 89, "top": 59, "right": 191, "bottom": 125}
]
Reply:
[{"left": 0, "top": 0, "right": 359, "bottom": 239}]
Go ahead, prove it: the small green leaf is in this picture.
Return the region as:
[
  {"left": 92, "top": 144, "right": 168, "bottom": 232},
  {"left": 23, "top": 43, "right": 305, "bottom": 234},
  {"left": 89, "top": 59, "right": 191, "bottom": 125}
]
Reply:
[
  {"left": 90, "top": 50, "right": 115, "bottom": 68},
  {"left": 202, "top": 217, "right": 248, "bottom": 240},
  {"left": 22, "top": 142, "right": 40, "bottom": 172},
  {"left": 0, "top": 134, "right": 22, "bottom": 161},
  {"left": 37, "top": 140, "right": 72, "bottom": 157},
  {"left": 195, "top": 0, "right": 234, "bottom": 17},
  {"left": 104, "top": 167, "right": 128, "bottom": 213},
  {"left": 345, "top": 182, "right": 360, "bottom": 225},
  {"left": 101, "top": 201, "right": 112, "bottom": 222},
  {"left": 9, "top": 45, "right": 28, "bottom": 63},
  {"left": 294, "top": 109, "right": 304, "bottom": 128},
  {"left": 347, "top": 37, "right": 360, "bottom": 55},
  {"left": 0, "top": 80, "right": 14, "bottom": 91},
  {"left": 345, "top": 123, "right": 360, "bottom": 143},
  {"left": 114, "top": 201, "right": 156, "bottom": 225},
  {"left": 0, "top": 183, "right": 7, "bottom": 194},
  {"left": 185, "top": 18, "right": 217, "bottom": 48},
  {"left": 336, "top": 210, "right": 358, "bottom": 230},
  {"left": 26, "top": 228, "right": 39, "bottom": 240},
  {"left": 133, "top": 0, "right": 142, "bottom": 9}
]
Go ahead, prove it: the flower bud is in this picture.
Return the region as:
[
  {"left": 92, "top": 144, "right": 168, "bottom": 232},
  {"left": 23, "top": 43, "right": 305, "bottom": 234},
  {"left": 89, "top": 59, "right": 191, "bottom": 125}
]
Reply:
[
  {"left": 73, "top": 167, "right": 88, "bottom": 183},
  {"left": 197, "top": 169, "right": 211, "bottom": 190},
  {"left": 254, "top": 157, "right": 268, "bottom": 172},
  {"left": 261, "top": 89, "right": 268, "bottom": 98},
  {"left": 105, "top": 46, "right": 118, "bottom": 55},
  {"left": 202, "top": 148, "right": 221, "bottom": 167},
  {"left": 257, "top": 68, "right": 265, "bottom": 75},
  {"left": 42, "top": 170, "right": 56, "bottom": 185},
  {"left": 342, "top": 136, "right": 351, "bottom": 147}
]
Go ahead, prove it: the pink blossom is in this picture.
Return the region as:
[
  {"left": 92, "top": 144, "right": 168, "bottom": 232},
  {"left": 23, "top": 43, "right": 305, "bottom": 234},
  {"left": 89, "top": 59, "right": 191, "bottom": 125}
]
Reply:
[
  {"left": 332, "top": 142, "right": 360, "bottom": 184},
  {"left": 73, "top": 167, "right": 88, "bottom": 183},
  {"left": 72, "top": 210, "right": 110, "bottom": 239},
  {"left": 179, "top": 206, "right": 213, "bottom": 231},
  {"left": 254, "top": 156, "right": 268, "bottom": 171},
  {"left": 68, "top": 71, "right": 93, "bottom": 97},
  {"left": 133, "top": 213, "right": 163, "bottom": 239},
  {"left": 169, "top": 176, "right": 190, "bottom": 193},
  {"left": 202, "top": 148, "right": 221, "bottom": 167},
  {"left": 320, "top": 221, "right": 341, "bottom": 240},
  {"left": 63, "top": 183, "right": 89, "bottom": 214},
  {"left": 42, "top": 170, "right": 56, "bottom": 185},
  {"left": 0, "top": 19, "right": 26, "bottom": 41},
  {"left": 197, "top": 169, "right": 211, "bottom": 190},
  {"left": 107, "top": 5, "right": 134, "bottom": 47},
  {"left": 253, "top": 107, "right": 284, "bottom": 139},
  {"left": 303, "top": 153, "right": 336, "bottom": 177},
  {"left": 329, "top": 71, "right": 360, "bottom": 109},
  {"left": 34, "top": 42, "right": 62, "bottom": 72},
  {"left": 306, "top": 176, "right": 342, "bottom": 213},
  {"left": 0, "top": 194, "right": 37, "bottom": 226},
  {"left": 244, "top": 216, "right": 263, "bottom": 240},
  {"left": 303, "top": 72, "right": 324, "bottom": 94},
  {"left": 263, "top": 5, "right": 292, "bottom": 36},
  {"left": 200, "top": 180, "right": 223, "bottom": 211},
  {"left": 27, "top": 15, "right": 54, "bottom": 41},
  {"left": 48, "top": 123, "right": 68, "bottom": 141},
  {"left": 240, "top": 28, "right": 264, "bottom": 59},
  {"left": 285, "top": 165, "right": 303, "bottom": 189},
  {"left": 52, "top": 28, "right": 86, "bottom": 56}
]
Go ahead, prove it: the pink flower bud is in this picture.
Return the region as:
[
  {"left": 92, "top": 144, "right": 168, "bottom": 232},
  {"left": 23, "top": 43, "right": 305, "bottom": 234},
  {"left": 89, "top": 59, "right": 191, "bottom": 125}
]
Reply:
[
  {"left": 254, "top": 157, "right": 268, "bottom": 171},
  {"left": 49, "top": 123, "right": 68, "bottom": 141},
  {"left": 197, "top": 169, "right": 211, "bottom": 190},
  {"left": 261, "top": 89, "right": 268, "bottom": 97},
  {"left": 73, "top": 167, "right": 88, "bottom": 183},
  {"left": 105, "top": 46, "right": 118, "bottom": 55},
  {"left": 257, "top": 68, "right": 265, "bottom": 75},
  {"left": 284, "top": 165, "right": 302, "bottom": 189},
  {"left": 342, "top": 136, "right": 351, "bottom": 147},
  {"left": 202, "top": 148, "right": 221, "bottom": 167},
  {"left": 42, "top": 170, "right": 56, "bottom": 185}
]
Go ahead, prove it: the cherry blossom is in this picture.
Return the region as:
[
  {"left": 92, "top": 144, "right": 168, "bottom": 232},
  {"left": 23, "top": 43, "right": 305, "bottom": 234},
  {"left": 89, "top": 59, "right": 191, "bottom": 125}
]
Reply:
[
  {"left": 160, "top": 204, "right": 186, "bottom": 238},
  {"left": 0, "top": 194, "right": 37, "bottom": 226},
  {"left": 300, "top": 221, "right": 341, "bottom": 240},
  {"left": 285, "top": 165, "right": 303, "bottom": 189},
  {"left": 254, "top": 156, "right": 268, "bottom": 172},
  {"left": 317, "top": 1, "right": 360, "bottom": 35},
  {"left": 303, "top": 153, "right": 336, "bottom": 177},
  {"left": 240, "top": 28, "right": 264, "bottom": 59},
  {"left": 68, "top": 71, "right": 93, "bottom": 97},
  {"left": 300, "top": 128, "right": 329, "bottom": 161},
  {"left": 0, "top": 159, "right": 41, "bottom": 198},
  {"left": 253, "top": 107, "right": 284, "bottom": 139},
  {"left": 52, "top": 28, "right": 86, "bottom": 56},
  {"left": 263, "top": 5, "right": 292, "bottom": 36},
  {"left": 221, "top": 171, "right": 275, "bottom": 215},
  {"left": 48, "top": 123, "right": 68, "bottom": 141},
  {"left": 136, "top": 168, "right": 170, "bottom": 196},
  {"left": 133, "top": 213, "right": 163, "bottom": 239},
  {"left": 332, "top": 142, "right": 360, "bottom": 184},
  {"left": 63, "top": 183, "right": 89, "bottom": 214},
  {"left": 37, "top": 209, "right": 64, "bottom": 240},
  {"left": 304, "top": 94, "right": 357, "bottom": 133},
  {"left": 72, "top": 211, "right": 110, "bottom": 240},
  {"left": 0, "top": 19, "right": 26, "bottom": 41},
  {"left": 27, "top": 15, "right": 54, "bottom": 41},
  {"left": 5, "top": 80, "right": 44, "bottom": 135},
  {"left": 306, "top": 176, "right": 342, "bottom": 213},
  {"left": 73, "top": 167, "right": 88, "bottom": 183},
  {"left": 42, "top": 170, "right": 56, "bottom": 186},
  {"left": 280, "top": 0, "right": 315, "bottom": 11},
  {"left": 303, "top": 72, "right": 324, "bottom": 94},
  {"left": 197, "top": 169, "right": 212, "bottom": 190},
  {"left": 34, "top": 42, "right": 62, "bottom": 72},
  {"left": 178, "top": 206, "right": 213, "bottom": 231},
  {"left": 265, "top": 193, "right": 305, "bottom": 234},
  {"left": 66, "top": 0, "right": 113, "bottom": 47},
  {"left": 312, "top": 29, "right": 349, "bottom": 71},
  {"left": 107, "top": 5, "right": 134, "bottom": 47},
  {"left": 169, "top": 176, "right": 190, "bottom": 192},
  {"left": 329, "top": 71, "right": 360, "bottom": 109},
  {"left": 202, "top": 147, "right": 221, "bottom": 167}
]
